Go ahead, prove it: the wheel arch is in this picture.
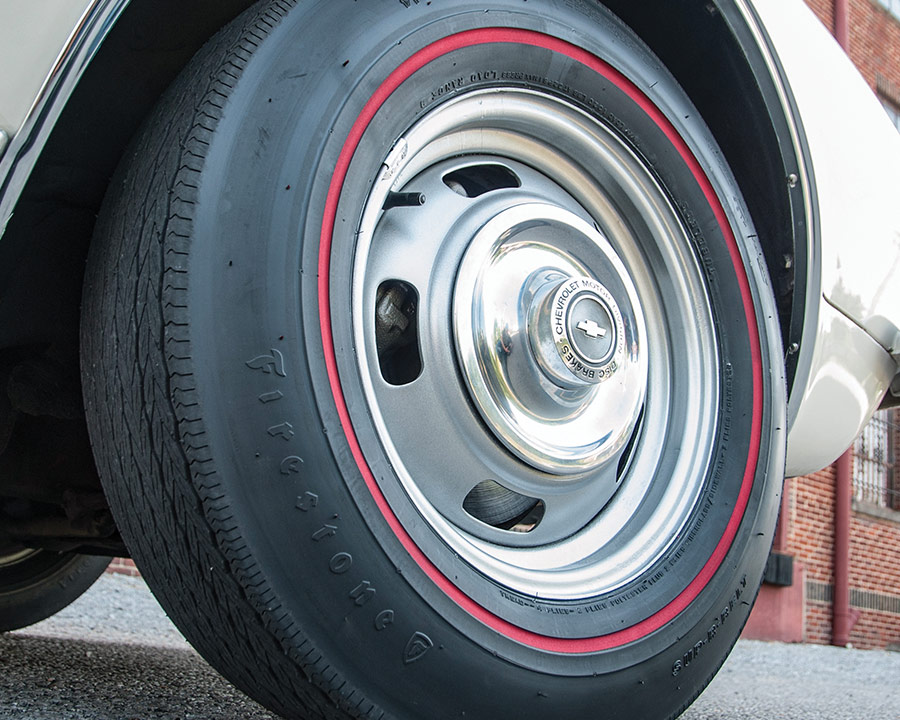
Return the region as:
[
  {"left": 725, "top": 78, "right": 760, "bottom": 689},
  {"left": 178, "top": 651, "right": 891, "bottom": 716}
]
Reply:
[
  {"left": 0, "top": 0, "right": 258, "bottom": 351},
  {"left": 604, "top": 0, "right": 809, "bottom": 397},
  {"left": 0, "top": 0, "right": 256, "bottom": 556}
]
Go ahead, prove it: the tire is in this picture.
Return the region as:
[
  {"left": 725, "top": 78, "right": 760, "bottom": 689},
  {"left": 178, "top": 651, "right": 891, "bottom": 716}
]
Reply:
[
  {"left": 0, "top": 547, "right": 109, "bottom": 632},
  {"left": 81, "top": 1, "right": 785, "bottom": 718}
]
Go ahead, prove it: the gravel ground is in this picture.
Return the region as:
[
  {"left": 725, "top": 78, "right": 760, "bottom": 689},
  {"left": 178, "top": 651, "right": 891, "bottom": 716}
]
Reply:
[
  {"left": 684, "top": 641, "right": 900, "bottom": 720},
  {"left": 2, "top": 573, "right": 899, "bottom": 719},
  {"left": 2, "top": 573, "right": 275, "bottom": 720}
]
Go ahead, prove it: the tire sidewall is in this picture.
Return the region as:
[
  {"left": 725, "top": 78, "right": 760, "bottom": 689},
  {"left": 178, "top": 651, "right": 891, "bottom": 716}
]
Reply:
[{"left": 0, "top": 551, "right": 109, "bottom": 632}]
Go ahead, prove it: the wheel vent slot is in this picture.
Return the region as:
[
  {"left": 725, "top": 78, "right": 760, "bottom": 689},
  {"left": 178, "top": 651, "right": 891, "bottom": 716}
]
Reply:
[
  {"left": 375, "top": 281, "right": 422, "bottom": 386},
  {"left": 443, "top": 164, "right": 521, "bottom": 198},
  {"left": 463, "top": 480, "right": 544, "bottom": 533},
  {"left": 616, "top": 406, "right": 644, "bottom": 482}
]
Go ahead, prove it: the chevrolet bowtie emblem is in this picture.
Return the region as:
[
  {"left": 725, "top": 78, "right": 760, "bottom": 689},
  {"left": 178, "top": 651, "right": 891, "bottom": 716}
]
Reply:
[{"left": 576, "top": 319, "right": 607, "bottom": 339}]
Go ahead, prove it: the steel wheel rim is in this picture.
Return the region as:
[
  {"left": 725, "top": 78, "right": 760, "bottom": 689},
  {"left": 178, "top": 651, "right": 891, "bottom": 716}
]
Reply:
[
  {"left": 0, "top": 546, "right": 38, "bottom": 568},
  {"left": 350, "top": 88, "right": 718, "bottom": 600}
]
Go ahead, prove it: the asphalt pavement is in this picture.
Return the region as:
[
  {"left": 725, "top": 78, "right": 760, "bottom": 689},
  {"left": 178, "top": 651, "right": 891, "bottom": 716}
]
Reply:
[{"left": 2, "top": 573, "right": 899, "bottom": 719}]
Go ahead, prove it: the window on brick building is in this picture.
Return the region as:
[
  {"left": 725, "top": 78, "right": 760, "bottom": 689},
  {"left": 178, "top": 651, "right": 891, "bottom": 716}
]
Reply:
[
  {"left": 876, "top": 0, "right": 900, "bottom": 23},
  {"left": 853, "top": 409, "right": 900, "bottom": 510},
  {"left": 881, "top": 97, "right": 900, "bottom": 132}
]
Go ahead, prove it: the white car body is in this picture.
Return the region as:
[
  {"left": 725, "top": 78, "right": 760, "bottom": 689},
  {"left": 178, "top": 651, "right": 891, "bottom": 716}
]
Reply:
[{"left": 0, "top": 1, "right": 95, "bottom": 139}]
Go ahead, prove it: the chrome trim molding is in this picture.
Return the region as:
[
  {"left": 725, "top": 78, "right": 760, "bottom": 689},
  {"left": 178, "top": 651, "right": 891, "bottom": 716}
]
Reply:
[
  {"left": 736, "top": 0, "right": 821, "bottom": 433},
  {"left": 0, "top": 0, "right": 131, "bottom": 239}
]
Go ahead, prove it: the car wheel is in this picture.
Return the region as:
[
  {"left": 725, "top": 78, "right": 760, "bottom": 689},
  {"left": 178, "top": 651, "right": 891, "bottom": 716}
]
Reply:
[
  {"left": 0, "top": 546, "right": 109, "bottom": 632},
  {"left": 81, "top": 1, "right": 785, "bottom": 717}
]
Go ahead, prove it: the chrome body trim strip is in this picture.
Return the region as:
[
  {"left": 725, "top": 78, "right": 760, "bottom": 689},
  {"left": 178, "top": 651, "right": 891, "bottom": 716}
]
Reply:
[
  {"left": 736, "top": 0, "right": 821, "bottom": 440},
  {"left": 0, "top": 0, "right": 131, "bottom": 239}
]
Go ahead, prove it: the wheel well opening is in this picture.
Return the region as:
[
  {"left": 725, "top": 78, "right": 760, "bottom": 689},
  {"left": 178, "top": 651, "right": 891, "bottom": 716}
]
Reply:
[{"left": 0, "top": 0, "right": 256, "bottom": 555}]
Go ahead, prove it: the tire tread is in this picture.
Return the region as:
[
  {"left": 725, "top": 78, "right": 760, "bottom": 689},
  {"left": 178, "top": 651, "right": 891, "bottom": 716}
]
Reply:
[{"left": 81, "top": 2, "right": 380, "bottom": 718}]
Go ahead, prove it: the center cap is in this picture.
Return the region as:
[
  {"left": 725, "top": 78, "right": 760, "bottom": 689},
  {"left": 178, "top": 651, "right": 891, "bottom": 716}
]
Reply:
[
  {"left": 536, "top": 276, "right": 625, "bottom": 387},
  {"left": 571, "top": 302, "right": 613, "bottom": 361}
]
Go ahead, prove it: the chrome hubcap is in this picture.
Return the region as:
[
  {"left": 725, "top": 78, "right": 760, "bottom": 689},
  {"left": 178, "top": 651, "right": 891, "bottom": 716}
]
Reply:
[{"left": 453, "top": 203, "right": 645, "bottom": 475}]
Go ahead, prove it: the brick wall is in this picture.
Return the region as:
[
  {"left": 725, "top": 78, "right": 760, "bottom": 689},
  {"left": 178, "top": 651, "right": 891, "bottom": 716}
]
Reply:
[
  {"left": 106, "top": 557, "right": 140, "bottom": 578},
  {"left": 768, "top": 401, "right": 900, "bottom": 649},
  {"left": 805, "top": 0, "right": 836, "bottom": 30},
  {"left": 790, "top": 468, "right": 839, "bottom": 644},
  {"left": 789, "top": 469, "right": 837, "bottom": 586},
  {"left": 806, "top": 0, "right": 900, "bottom": 104},
  {"left": 845, "top": 504, "right": 900, "bottom": 648},
  {"left": 847, "top": 0, "right": 900, "bottom": 101},
  {"left": 850, "top": 511, "right": 900, "bottom": 598},
  {"left": 752, "top": 444, "right": 900, "bottom": 649}
]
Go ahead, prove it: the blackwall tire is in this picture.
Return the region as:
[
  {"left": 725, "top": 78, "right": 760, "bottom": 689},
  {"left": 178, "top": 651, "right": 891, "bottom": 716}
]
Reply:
[
  {"left": 0, "top": 548, "right": 109, "bottom": 632},
  {"left": 81, "top": 1, "right": 786, "bottom": 718}
]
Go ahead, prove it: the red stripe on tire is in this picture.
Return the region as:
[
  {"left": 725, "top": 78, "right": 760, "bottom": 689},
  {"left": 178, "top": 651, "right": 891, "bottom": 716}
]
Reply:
[{"left": 318, "top": 28, "right": 763, "bottom": 653}]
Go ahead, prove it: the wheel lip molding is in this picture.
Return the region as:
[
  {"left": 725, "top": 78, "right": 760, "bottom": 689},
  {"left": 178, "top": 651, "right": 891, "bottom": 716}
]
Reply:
[
  {"left": 0, "top": 0, "right": 130, "bottom": 240},
  {"left": 318, "top": 28, "right": 764, "bottom": 653}
]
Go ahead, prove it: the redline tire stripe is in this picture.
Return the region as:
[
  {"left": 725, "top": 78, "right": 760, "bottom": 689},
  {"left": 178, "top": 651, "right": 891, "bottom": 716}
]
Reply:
[{"left": 318, "top": 28, "right": 763, "bottom": 653}]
